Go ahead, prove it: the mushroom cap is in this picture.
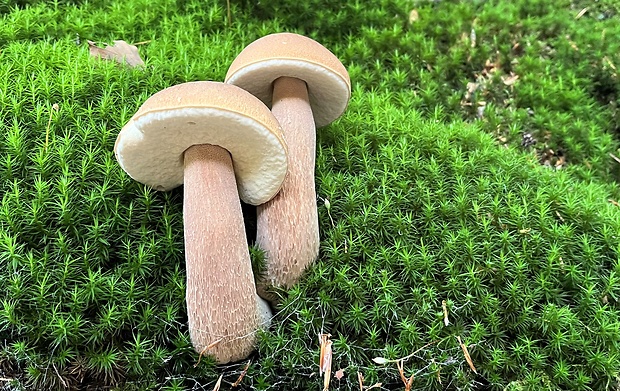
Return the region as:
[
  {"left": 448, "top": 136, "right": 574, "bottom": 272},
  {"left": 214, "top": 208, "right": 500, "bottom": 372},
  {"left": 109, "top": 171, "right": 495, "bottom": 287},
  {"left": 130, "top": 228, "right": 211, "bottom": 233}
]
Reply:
[
  {"left": 225, "top": 32, "right": 351, "bottom": 128},
  {"left": 114, "top": 81, "right": 288, "bottom": 205}
]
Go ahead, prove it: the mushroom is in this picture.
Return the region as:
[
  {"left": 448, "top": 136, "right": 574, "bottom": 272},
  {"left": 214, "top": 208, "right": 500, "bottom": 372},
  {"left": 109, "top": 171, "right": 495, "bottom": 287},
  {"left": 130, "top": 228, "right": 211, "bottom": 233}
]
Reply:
[
  {"left": 225, "top": 33, "right": 351, "bottom": 299},
  {"left": 114, "top": 81, "right": 288, "bottom": 363}
]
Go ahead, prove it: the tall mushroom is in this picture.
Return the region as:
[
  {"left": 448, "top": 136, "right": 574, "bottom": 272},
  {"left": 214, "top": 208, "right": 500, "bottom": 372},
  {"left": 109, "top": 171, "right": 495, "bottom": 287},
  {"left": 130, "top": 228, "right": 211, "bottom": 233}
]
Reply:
[
  {"left": 225, "top": 33, "right": 351, "bottom": 299},
  {"left": 114, "top": 81, "right": 287, "bottom": 363}
]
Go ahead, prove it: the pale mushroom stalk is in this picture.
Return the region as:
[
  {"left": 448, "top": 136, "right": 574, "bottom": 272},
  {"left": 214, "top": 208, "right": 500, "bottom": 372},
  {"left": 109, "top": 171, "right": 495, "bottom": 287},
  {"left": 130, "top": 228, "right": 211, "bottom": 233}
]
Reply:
[
  {"left": 114, "top": 81, "right": 288, "bottom": 364},
  {"left": 226, "top": 32, "right": 351, "bottom": 299},
  {"left": 183, "top": 144, "right": 261, "bottom": 363},
  {"left": 256, "top": 77, "right": 319, "bottom": 297}
]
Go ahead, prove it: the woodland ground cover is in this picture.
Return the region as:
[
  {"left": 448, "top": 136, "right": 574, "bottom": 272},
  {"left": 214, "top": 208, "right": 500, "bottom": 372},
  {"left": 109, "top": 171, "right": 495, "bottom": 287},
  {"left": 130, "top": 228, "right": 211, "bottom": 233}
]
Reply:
[{"left": 1, "top": 0, "right": 620, "bottom": 390}]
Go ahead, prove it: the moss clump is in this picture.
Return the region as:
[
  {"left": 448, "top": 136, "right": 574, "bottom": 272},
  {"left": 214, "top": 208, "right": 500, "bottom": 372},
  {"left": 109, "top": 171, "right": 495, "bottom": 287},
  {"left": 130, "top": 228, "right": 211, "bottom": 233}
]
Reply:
[{"left": 1, "top": 0, "right": 620, "bottom": 390}]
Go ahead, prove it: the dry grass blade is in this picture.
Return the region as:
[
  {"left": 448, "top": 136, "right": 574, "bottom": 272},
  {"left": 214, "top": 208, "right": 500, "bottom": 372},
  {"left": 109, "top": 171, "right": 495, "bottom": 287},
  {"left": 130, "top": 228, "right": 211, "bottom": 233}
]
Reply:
[
  {"left": 442, "top": 300, "right": 449, "bottom": 326},
  {"left": 194, "top": 338, "right": 223, "bottom": 367},
  {"left": 212, "top": 374, "right": 223, "bottom": 391},
  {"left": 319, "top": 333, "right": 332, "bottom": 374},
  {"left": 397, "top": 360, "right": 414, "bottom": 391},
  {"left": 319, "top": 334, "right": 333, "bottom": 390},
  {"left": 232, "top": 360, "right": 251, "bottom": 387},
  {"left": 575, "top": 7, "right": 588, "bottom": 19},
  {"left": 88, "top": 40, "right": 145, "bottom": 67},
  {"left": 457, "top": 336, "right": 477, "bottom": 373},
  {"left": 357, "top": 372, "right": 364, "bottom": 391}
]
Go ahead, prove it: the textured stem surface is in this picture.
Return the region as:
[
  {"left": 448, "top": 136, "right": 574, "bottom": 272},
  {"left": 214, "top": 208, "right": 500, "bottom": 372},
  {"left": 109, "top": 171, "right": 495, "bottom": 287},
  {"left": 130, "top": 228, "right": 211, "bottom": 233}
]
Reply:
[
  {"left": 184, "top": 144, "right": 265, "bottom": 363},
  {"left": 256, "top": 76, "right": 319, "bottom": 299}
]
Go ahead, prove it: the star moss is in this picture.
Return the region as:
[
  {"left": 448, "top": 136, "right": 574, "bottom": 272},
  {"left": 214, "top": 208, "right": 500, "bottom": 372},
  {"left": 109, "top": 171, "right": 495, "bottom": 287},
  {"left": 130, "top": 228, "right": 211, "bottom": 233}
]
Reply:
[{"left": 1, "top": 0, "right": 620, "bottom": 390}]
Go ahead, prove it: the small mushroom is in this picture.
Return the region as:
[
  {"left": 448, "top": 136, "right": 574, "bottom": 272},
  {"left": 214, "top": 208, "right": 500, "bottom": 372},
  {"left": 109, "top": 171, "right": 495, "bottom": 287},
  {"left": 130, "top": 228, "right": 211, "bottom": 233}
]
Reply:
[
  {"left": 114, "top": 81, "right": 287, "bottom": 363},
  {"left": 226, "top": 33, "right": 351, "bottom": 299}
]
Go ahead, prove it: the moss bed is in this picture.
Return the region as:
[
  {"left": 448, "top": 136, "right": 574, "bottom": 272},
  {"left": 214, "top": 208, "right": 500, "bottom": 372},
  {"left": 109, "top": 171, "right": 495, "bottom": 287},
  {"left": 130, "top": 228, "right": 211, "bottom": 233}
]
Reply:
[{"left": 1, "top": 0, "right": 620, "bottom": 390}]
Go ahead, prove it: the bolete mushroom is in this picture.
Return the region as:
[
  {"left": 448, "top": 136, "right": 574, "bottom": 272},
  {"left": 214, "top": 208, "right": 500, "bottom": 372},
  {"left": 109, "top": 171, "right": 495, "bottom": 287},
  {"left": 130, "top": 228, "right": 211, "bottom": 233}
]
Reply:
[
  {"left": 114, "top": 81, "right": 287, "bottom": 363},
  {"left": 225, "top": 33, "right": 351, "bottom": 299}
]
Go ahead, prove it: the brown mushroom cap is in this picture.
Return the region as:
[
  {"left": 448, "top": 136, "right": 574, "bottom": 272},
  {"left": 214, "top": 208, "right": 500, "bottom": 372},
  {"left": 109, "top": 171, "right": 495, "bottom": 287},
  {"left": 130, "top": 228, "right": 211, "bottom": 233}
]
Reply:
[
  {"left": 225, "top": 32, "right": 351, "bottom": 128},
  {"left": 114, "top": 81, "right": 288, "bottom": 205}
]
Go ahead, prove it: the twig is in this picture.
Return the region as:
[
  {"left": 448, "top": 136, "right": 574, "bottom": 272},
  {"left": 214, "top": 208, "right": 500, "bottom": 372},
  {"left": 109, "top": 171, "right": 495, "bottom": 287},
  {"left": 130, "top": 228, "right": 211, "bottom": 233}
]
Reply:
[
  {"left": 457, "top": 336, "right": 477, "bottom": 374},
  {"left": 212, "top": 374, "right": 223, "bottom": 391},
  {"left": 232, "top": 361, "right": 251, "bottom": 387},
  {"left": 194, "top": 338, "right": 224, "bottom": 367},
  {"left": 397, "top": 360, "right": 414, "bottom": 391}
]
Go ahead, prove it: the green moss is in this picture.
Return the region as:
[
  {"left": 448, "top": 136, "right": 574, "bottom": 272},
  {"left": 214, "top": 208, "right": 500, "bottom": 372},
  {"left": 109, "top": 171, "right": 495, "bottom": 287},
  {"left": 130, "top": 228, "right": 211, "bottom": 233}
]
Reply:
[{"left": 1, "top": 0, "right": 620, "bottom": 390}]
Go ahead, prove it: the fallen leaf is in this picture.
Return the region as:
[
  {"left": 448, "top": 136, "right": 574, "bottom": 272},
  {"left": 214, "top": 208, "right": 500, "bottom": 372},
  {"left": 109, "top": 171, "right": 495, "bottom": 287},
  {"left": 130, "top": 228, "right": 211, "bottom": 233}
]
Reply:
[
  {"left": 502, "top": 73, "right": 519, "bottom": 86},
  {"left": 319, "top": 334, "right": 333, "bottom": 391},
  {"left": 334, "top": 369, "right": 345, "bottom": 380},
  {"left": 457, "top": 336, "right": 477, "bottom": 374},
  {"left": 88, "top": 40, "right": 145, "bottom": 67}
]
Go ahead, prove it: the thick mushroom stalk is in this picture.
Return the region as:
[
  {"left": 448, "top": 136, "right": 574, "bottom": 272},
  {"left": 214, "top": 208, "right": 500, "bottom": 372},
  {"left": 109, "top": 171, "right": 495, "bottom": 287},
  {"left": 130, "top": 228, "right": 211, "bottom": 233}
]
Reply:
[
  {"left": 225, "top": 33, "right": 351, "bottom": 299},
  {"left": 184, "top": 144, "right": 267, "bottom": 363},
  {"left": 113, "top": 81, "right": 288, "bottom": 364},
  {"left": 256, "top": 77, "right": 319, "bottom": 297}
]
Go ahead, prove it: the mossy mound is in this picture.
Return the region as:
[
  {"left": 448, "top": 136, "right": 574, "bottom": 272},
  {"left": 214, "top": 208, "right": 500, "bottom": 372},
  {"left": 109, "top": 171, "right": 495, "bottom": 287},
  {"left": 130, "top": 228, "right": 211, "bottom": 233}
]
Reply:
[{"left": 1, "top": 0, "right": 620, "bottom": 390}]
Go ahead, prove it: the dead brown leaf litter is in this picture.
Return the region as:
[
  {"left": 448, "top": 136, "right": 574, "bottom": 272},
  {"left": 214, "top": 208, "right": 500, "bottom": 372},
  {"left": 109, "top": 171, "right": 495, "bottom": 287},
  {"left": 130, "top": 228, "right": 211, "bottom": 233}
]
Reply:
[{"left": 88, "top": 40, "right": 146, "bottom": 67}]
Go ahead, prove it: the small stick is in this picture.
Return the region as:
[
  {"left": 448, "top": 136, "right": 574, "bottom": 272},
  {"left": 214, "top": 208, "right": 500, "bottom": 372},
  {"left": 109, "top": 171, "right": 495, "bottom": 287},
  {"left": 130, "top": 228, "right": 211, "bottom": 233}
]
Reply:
[
  {"left": 212, "top": 374, "right": 223, "bottom": 391},
  {"left": 194, "top": 338, "right": 224, "bottom": 367},
  {"left": 232, "top": 361, "right": 251, "bottom": 387},
  {"left": 397, "top": 360, "right": 414, "bottom": 391},
  {"left": 457, "top": 336, "right": 477, "bottom": 373}
]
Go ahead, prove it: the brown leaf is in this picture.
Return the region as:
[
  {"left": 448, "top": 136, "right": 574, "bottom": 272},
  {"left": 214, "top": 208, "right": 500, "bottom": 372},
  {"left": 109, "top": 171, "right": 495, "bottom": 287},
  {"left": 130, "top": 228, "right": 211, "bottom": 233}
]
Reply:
[
  {"left": 88, "top": 40, "right": 145, "bottom": 67},
  {"left": 334, "top": 369, "right": 345, "bottom": 380},
  {"left": 319, "top": 334, "right": 333, "bottom": 391},
  {"left": 457, "top": 336, "right": 477, "bottom": 374},
  {"left": 502, "top": 73, "right": 519, "bottom": 86}
]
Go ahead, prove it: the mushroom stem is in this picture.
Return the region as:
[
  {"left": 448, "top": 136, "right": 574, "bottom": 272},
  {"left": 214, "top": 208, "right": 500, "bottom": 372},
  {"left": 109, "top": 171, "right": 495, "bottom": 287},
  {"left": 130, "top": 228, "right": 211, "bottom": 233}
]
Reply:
[
  {"left": 183, "top": 143, "right": 267, "bottom": 363},
  {"left": 256, "top": 76, "right": 319, "bottom": 299}
]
